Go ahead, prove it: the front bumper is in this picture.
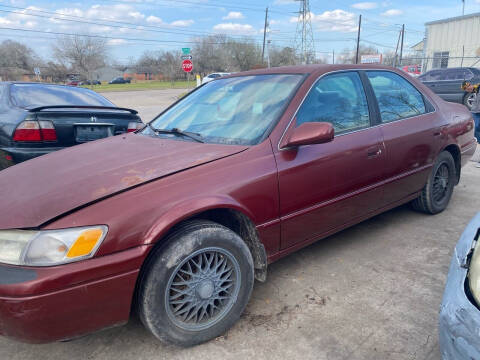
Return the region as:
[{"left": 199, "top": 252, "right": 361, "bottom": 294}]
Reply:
[
  {"left": 439, "top": 213, "right": 480, "bottom": 359},
  {"left": 0, "top": 146, "right": 64, "bottom": 169},
  {"left": 0, "top": 245, "right": 151, "bottom": 343}
]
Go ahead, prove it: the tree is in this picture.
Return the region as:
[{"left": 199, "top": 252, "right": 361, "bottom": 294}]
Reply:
[
  {"left": 0, "top": 40, "right": 41, "bottom": 80},
  {"left": 43, "top": 61, "right": 69, "bottom": 83},
  {"left": 226, "top": 37, "right": 262, "bottom": 71},
  {"left": 338, "top": 44, "right": 379, "bottom": 64},
  {"left": 192, "top": 35, "right": 229, "bottom": 74},
  {"left": 53, "top": 36, "right": 108, "bottom": 80},
  {"left": 192, "top": 35, "right": 262, "bottom": 73}
]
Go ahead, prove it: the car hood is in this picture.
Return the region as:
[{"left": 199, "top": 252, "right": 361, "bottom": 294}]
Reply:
[{"left": 0, "top": 134, "right": 248, "bottom": 229}]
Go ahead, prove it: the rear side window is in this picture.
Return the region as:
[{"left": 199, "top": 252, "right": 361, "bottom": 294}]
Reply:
[
  {"left": 296, "top": 71, "right": 370, "bottom": 135},
  {"left": 367, "top": 71, "right": 426, "bottom": 123},
  {"left": 10, "top": 84, "right": 114, "bottom": 108},
  {"left": 419, "top": 70, "right": 442, "bottom": 81}
]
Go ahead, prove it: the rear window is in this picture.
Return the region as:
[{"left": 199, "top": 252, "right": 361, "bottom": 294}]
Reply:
[{"left": 10, "top": 84, "right": 114, "bottom": 108}]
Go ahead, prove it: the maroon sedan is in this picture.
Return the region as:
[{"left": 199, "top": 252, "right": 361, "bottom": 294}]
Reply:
[{"left": 0, "top": 65, "right": 476, "bottom": 346}]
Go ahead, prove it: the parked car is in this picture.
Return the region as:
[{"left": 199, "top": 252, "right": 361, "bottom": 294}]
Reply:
[
  {"left": 402, "top": 64, "right": 421, "bottom": 77},
  {"left": 0, "top": 65, "right": 476, "bottom": 346},
  {"left": 109, "top": 77, "right": 131, "bottom": 84},
  {"left": 418, "top": 67, "right": 480, "bottom": 110},
  {"left": 80, "top": 80, "right": 101, "bottom": 85},
  {"left": 439, "top": 213, "right": 480, "bottom": 359},
  {"left": 202, "top": 72, "right": 230, "bottom": 84},
  {"left": 0, "top": 82, "right": 143, "bottom": 170},
  {"left": 66, "top": 79, "right": 80, "bottom": 86}
]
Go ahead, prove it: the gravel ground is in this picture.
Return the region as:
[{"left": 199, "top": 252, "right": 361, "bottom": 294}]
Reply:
[{"left": 103, "top": 88, "right": 187, "bottom": 122}]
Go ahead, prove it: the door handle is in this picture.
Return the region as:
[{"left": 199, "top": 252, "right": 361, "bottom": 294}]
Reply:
[{"left": 367, "top": 147, "right": 382, "bottom": 158}]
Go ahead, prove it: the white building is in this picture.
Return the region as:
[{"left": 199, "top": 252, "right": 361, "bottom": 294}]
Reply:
[{"left": 424, "top": 12, "right": 480, "bottom": 71}]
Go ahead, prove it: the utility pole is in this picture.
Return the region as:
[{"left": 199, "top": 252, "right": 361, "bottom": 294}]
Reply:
[
  {"left": 332, "top": 49, "right": 335, "bottom": 64},
  {"left": 294, "top": 0, "right": 315, "bottom": 64},
  {"left": 399, "top": 24, "right": 405, "bottom": 66},
  {"left": 262, "top": 7, "right": 269, "bottom": 64},
  {"left": 267, "top": 40, "right": 271, "bottom": 68},
  {"left": 393, "top": 28, "right": 402, "bottom": 67},
  {"left": 355, "top": 14, "right": 362, "bottom": 64},
  {"left": 462, "top": 0, "right": 465, "bottom": 16}
]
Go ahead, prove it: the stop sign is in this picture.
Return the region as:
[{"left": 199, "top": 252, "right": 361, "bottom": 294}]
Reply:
[{"left": 182, "top": 59, "right": 193, "bottom": 73}]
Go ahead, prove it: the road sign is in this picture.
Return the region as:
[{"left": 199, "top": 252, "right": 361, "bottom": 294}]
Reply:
[
  {"left": 181, "top": 55, "right": 193, "bottom": 60},
  {"left": 34, "top": 67, "right": 41, "bottom": 76},
  {"left": 182, "top": 47, "right": 191, "bottom": 54},
  {"left": 361, "top": 54, "right": 383, "bottom": 64},
  {"left": 182, "top": 59, "right": 193, "bottom": 73}
]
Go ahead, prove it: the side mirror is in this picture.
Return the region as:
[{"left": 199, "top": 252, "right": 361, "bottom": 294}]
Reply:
[{"left": 282, "top": 121, "right": 334, "bottom": 148}]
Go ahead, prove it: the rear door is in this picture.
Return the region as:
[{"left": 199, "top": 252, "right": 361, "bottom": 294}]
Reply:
[
  {"left": 274, "top": 71, "right": 386, "bottom": 249},
  {"left": 438, "top": 69, "right": 464, "bottom": 103},
  {"left": 419, "top": 70, "right": 443, "bottom": 94},
  {"left": 365, "top": 70, "right": 437, "bottom": 206}
]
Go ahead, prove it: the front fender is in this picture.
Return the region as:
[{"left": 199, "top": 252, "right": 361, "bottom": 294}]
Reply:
[{"left": 143, "top": 194, "right": 258, "bottom": 246}]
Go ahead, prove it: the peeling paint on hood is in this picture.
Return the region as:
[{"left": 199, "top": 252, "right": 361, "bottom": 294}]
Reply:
[{"left": 0, "top": 134, "right": 247, "bottom": 229}]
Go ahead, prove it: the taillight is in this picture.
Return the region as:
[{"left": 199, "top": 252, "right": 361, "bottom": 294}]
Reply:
[
  {"left": 127, "top": 122, "right": 143, "bottom": 133},
  {"left": 13, "top": 120, "right": 57, "bottom": 142},
  {"left": 38, "top": 121, "right": 57, "bottom": 141},
  {"left": 13, "top": 121, "right": 41, "bottom": 142}
]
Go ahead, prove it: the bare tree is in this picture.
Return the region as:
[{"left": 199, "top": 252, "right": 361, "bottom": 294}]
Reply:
[
  {"left": 192, "top": 35, "right": 229, "bottom": 74},
  {"left": 269, "top": 46, "right": 298, "bottom": 67},
  {"left": 338, "top": 45, "right": 379, "bottom": 64},
  {"left": 53, "top": 36, "right": 108, "bottom": 80},
  {"left": 44, "top": 61, "right": 69, "bottom": 83},
  {"left": 0, "top": 40, "right": 41, "bottom": 80},
  {"left": 160, "top": 51, "right": 183, "bottom": 84}
]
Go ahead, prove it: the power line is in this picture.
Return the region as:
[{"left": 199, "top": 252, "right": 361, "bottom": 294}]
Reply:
[
  {"left": 0, "top": 4, "right": 267, "bottom": 39},
  {"left": 0, "top": 26, "right": 259, "bottom": 45},
  {"left": 96, "top": 0, "right": 293, "bottom": 15}
]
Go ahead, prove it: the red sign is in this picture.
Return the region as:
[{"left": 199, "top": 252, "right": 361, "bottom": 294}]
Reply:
[{"left": 182, "top": 59, "right": 193, "bottom": 73}]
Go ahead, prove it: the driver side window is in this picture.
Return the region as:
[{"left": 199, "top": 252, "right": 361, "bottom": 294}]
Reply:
[{"left": 296, "top": 71, "right": 370, "bottom": 135}]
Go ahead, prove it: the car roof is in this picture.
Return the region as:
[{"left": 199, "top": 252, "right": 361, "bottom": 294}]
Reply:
[
  {"left": 222, "top": 64, "right": 399, "bottom": 80},
  {"left": 426, "top": 67, "right": 476, "bottom": 72},
  {"left": 1, "top": 81, "right": 82, "bottom": 89}
]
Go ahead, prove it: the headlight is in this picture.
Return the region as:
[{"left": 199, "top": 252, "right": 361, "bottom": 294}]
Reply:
[
  {"left": 0, "top": 226, "right": 108, "bottom": 266},
  {"left": 469, "top": 239, "right": 480, "bottom": 304}
]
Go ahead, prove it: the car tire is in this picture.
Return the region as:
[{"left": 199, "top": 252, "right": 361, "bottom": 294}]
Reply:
[
  {"left": 138, "top": 220, "right": 254, "bottom": 347},
  {"left": 411, "top": 151, "right": 456, "bottom": 214},
  {"left": 463, "top": 92, "right": 476, "bottom": 110}
]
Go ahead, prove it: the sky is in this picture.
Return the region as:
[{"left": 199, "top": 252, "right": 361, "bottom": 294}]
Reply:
[{"left": 0, "top": 0, "right": 480, "bottom": 64}]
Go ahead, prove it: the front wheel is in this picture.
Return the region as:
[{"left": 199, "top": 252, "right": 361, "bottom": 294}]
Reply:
[
  {"left": 138, "top": 220, "right": 254, "bottom": 346},
  {"left": 411, "top": 151, "right": 456, "bottom": 214}
]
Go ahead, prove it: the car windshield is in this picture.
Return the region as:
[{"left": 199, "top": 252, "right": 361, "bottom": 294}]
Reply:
[
  {"left": 10, "top": 84, "right": 114, "bottom": 108},
  {"left": 144, "top": 74, "right": 304, "bottom": 145}
]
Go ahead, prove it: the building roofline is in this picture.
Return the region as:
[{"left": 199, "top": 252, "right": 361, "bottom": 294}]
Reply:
[
  {"left": 426, "top": 12, "right": 480, "bottom": 26},
  {"left": 410, "top": 39, "right": 424, "bottom": 49}
]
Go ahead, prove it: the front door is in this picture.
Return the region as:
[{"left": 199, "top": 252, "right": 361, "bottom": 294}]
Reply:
[{"left": 273, "top": 71, "right": 387, "bottom": 250}]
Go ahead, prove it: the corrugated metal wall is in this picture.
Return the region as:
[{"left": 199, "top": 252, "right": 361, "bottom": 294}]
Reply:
[{"left": 426, "top": 15, "right": 480, "bottom": 70}]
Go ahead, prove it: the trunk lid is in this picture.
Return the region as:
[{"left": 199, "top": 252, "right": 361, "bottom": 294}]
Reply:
[{"left": 34, "top": 108, "right": 141, "bottom": 146}]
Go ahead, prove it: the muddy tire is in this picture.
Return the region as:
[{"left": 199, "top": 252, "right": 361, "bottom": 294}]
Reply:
[
  {"left": 138, "top": 220, "right": 254, "bottom": 346},
  {"left": 411, "top": 151, "right": 456, "bottom": 214}
]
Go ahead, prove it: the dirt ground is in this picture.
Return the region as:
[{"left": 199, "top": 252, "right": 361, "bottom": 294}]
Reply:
[{"left": 1, "top": 89, "right": 479, "bottom": 359}]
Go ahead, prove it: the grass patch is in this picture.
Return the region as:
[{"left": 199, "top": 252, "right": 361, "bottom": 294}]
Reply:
[{"left": 81, "top": 80, "right": 197, "bottom": 93}]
